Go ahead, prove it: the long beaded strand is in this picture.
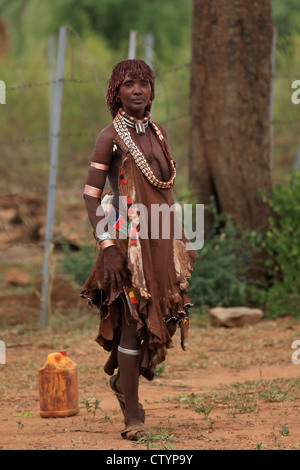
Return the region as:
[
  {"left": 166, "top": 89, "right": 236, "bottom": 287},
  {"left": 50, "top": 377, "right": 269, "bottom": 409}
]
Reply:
[{"left": 113, "top": 111, "right": 176, "bottom": 189}]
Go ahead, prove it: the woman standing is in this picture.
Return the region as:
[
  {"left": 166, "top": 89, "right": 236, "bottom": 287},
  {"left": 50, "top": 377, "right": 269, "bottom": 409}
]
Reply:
[{"left": 81, "top": 59, "right": 198, "bottom": 440}]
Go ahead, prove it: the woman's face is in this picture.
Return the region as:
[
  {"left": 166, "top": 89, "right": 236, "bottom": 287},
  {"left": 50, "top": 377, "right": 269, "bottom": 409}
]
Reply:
[{"left": 116, "top": 73, "right": 152, "bottom": 119}]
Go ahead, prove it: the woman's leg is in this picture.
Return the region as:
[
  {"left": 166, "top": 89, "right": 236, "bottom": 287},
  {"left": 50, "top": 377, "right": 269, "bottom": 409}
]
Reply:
[{"left": 117, "top": 306, "right": 142, "bottom": 427}]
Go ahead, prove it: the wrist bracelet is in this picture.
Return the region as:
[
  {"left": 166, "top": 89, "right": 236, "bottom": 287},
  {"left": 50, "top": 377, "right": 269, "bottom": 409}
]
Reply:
[
  {"left": 101, "top": 239, "right": 115, "bottom": 249},
  {"left": 96, "top": 231, "right": 113, "bottom": 244}
]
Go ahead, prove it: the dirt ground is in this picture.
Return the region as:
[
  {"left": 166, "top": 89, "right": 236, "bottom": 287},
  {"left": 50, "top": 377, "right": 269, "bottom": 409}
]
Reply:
[{"left": 1, "top": 193, "right": 300, "bottom": 451}]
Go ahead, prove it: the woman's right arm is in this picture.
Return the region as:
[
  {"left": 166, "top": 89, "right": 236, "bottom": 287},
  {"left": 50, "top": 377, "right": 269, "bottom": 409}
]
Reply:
[
  {"left": 83, "top": 126, "right": 131, "bottom": 291},
  {"left": 83, "top": 126, "right": 114, "bottom": 235}
]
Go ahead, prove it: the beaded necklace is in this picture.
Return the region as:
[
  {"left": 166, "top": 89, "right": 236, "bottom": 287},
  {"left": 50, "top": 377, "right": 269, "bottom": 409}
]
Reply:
[
  {"left": 113, "top": 111, "right": 176, "bottom": 189},
  {"left": 120, "top": 107, "right": 151, "bottom": 135}
]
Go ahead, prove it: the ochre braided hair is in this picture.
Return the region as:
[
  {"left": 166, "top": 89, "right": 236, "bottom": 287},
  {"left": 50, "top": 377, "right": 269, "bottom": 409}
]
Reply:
[{"left": 106, "top": 59, "right": 155, "bottom": 118}]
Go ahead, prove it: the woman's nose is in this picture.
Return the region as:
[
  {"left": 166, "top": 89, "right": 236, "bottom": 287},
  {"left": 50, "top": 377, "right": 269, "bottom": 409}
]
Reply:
[{"left": 133, "top": 84, "right": 142, "bottom": 94}]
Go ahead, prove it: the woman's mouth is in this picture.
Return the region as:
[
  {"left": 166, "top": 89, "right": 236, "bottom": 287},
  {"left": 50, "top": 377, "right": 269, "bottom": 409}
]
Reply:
[{"left": 131, "top": 98, "right": 145, "bottom": 104}]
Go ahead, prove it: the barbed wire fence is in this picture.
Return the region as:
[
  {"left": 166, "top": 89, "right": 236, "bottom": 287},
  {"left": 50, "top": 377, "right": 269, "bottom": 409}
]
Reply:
[
  {"left": 0, "top": 25, "right": 299, "bottom": 328},
  {"left": 0, "top": 25, "right": 193, "bottom": 330}
]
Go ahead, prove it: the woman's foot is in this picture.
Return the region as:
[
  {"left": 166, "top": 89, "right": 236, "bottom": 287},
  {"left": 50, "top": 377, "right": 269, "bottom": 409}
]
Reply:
[
  {"left": 110, "top": 372, "right": 146, "bottom": 423},
  {"left": 110, "top": 374, "right": 146, "bottom": 440},
  {"left": 121, "top": 422, "right": 147, "bottom": 441}
]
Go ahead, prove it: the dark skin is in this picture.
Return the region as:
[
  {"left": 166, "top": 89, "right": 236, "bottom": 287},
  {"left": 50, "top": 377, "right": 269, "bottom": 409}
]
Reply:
[{"left": 84, "top": 75, "right": 171, "bottom": 431}]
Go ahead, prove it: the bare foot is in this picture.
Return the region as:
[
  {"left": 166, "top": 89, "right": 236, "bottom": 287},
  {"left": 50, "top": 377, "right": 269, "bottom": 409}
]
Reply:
[{"left": 121, "top": 422, "right": 147, "bottom": 441}]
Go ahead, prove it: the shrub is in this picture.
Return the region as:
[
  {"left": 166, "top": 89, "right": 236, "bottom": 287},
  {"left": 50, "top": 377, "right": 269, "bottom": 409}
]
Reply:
[
  {"left": 58, "top": 240, "right": 96, "bottom": 287},
  {"left": 188, "top": 201, "right": 262, "bottom": 308},
  {"left": 260, "top": 171, "right": 300, "bottom": 317},
  {"left": 189, "top": 172, "right": 300, "bottom": 319}
]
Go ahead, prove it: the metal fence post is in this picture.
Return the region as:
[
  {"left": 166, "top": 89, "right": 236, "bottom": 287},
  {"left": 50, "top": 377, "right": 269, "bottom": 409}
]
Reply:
[
  {"left": 48, "top": 34, "right": 57, "bottom": 153},
  {"left": 144, "top": 33, "right": 155, "bottom": 118},
  {"left": 144, "top": 33, "right": 154, "bottom": 70},
  {"left": 294, "top": 139, "right": 300, "bottom": 173},
  {"left": 128, "top": 30, "right": 137, "bottom": 59},
  {"left": 40, "top": 25, "right": 67, "bottom": 329}
]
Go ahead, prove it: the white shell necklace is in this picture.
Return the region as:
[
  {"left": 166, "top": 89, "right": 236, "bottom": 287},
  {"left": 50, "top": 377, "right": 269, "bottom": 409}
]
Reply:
[
  {"left": 113, "top": 111, "right": 176, "bottom": 189},
  {"left": 120, "top": 107, "right": 151, "bottom": 135}
]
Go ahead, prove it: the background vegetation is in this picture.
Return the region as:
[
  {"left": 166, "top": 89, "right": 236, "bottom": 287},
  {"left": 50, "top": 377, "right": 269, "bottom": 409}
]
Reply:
[{"left": 1, "top": 0, "right": 300, "bottom": 318}]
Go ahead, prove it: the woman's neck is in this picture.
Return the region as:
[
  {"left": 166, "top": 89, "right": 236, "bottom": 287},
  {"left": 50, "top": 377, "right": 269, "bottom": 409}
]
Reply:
[{"left": 120, "top": 108, "right": 151, "bottom": 135}]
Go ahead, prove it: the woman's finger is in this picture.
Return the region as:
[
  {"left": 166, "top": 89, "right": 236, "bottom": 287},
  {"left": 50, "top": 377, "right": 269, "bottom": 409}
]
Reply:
[
  {"left": 103, "top": 267, "right": 109, "bottom": 287},
  {"left": 115, "top": 271, "right": 123, "bottom": 291},
  {"left": 110, "top": 272, "right": 117, "bottom": 293}
]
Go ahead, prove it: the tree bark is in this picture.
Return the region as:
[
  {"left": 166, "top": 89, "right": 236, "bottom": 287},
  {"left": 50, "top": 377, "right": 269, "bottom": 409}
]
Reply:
[
  {"left": 189, "top": 0, "right": 273, "bottom": 233},
  {"left": 0, "top": 17, "right": 9, "bottom": 61}
]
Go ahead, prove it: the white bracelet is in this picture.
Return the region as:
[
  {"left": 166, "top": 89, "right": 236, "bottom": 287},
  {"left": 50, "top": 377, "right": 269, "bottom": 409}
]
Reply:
[{"left": 96, "top": 231, "right": 113, "bottom": 244}]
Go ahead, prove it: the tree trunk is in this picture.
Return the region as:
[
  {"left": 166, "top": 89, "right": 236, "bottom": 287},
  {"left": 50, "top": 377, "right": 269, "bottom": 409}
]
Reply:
[
  {"left": 0, "top": 17, "right": 9, "bottom": 61},
  {"left": 189, "top": 0, "right": 273, "bottom": 233}
]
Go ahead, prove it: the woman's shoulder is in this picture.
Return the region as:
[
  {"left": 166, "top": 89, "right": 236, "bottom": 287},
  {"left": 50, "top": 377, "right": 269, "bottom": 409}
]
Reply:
[
  {"left": 91, "top": 123, "right": 117, "bottom": 161},
  {"left": 97, "top": 122, "right": 117, "bottom": 142}
]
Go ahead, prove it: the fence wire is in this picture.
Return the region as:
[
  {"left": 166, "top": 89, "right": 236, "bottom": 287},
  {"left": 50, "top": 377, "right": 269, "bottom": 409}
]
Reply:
[{"left": 0, "top": 26, "right": 299, "bottom": 252}]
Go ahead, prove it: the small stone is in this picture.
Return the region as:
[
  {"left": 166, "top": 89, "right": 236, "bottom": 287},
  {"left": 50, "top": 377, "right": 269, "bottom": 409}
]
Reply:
[
  {"left": 210, "top": 306, "right": 263, "bottom": 328},
  {"left": 6, "top": 269, "right": 32, "bottom": 286}
]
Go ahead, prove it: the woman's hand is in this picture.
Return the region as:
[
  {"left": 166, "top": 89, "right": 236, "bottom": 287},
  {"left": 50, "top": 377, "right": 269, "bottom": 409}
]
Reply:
[{"left": 102, "top": 245, "right": 131, "bottom": 292}]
